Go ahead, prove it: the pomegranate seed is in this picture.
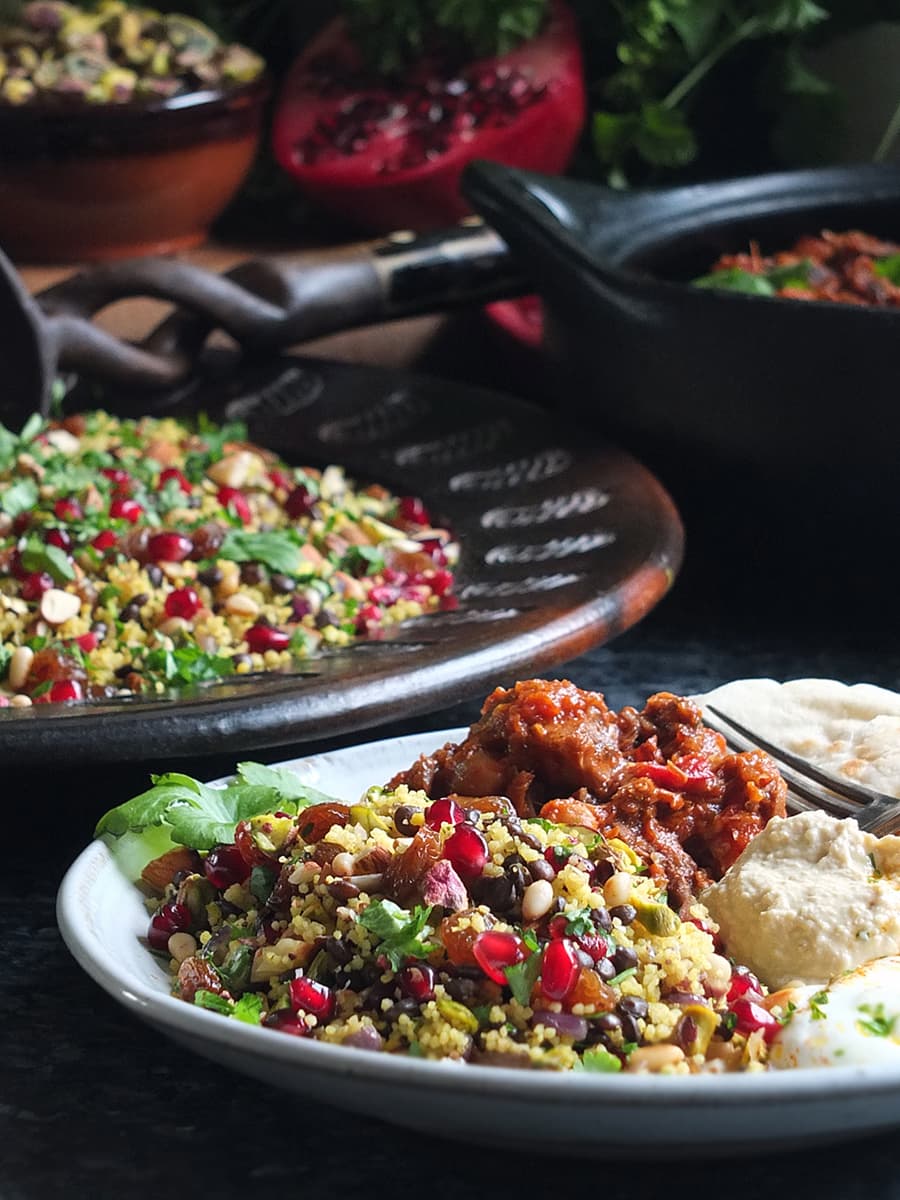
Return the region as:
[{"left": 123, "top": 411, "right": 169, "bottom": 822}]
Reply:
[
  {"left": 147, "top": 900, "right": 192, "bottom": 951},
  {"left": 8, "top": 550, "right": 26, "bottom": 579},
  {"left": 289, "top": 976, "right": 336, "bottom": 1022},
  {"left": 147, "top": 532, "right": 193, "bottom": 562},
  {"left": 576, "top": 932, "right": 611, "bottom": 963},
  {"left": 164, "top": 587, "right": 200, "bottom": 620},
  {"left": 264, "top": 1009, "right": 309, "bottom": 1036},
  {"left": 49, "top": 679, "right": 82, "bottom": 703},
  {"left": 548, "top": 914, "right": 568, "bottom": 939},
  {"left": 369, "top": 584, "right": 400, "bottom": 605},
  {"left": 159, "top": 467, "right": 191, "bottom": 494},
  {"left": 429, "top": 568, "right": 454, "bottom": 596},
  {"left": 203, "top": 843, "right": 250, "bottom": 889},
  {"left": 20, "top": 571, "right": 54, "bottom": 600},
  {"left": 109, "top": 497, "right": 144, "bottom": 523},
  {"left": 540, "top": 938, "right": 580, "bottom": 1002},
  {"left": 75, "top": 631, "right": 98, "bottom": 652},
  {"left": 398, "top": 496, "right": 430, "bottom": 525},
  {"left": 217, "top": 486, "right": 252, "bottom": 524},
  {"left": 245, "top": 624, "right": 291, "bottom": 654},
  {"left": 285, "top": 485, "right": 315, "bottom": 518},
  {"left": 268, "top": 469, "right": 293, "bottom": 493},
  {"left": 382, "top": 567, "right": 406, "bottom": 585},
  {"left": 442, "top": 824, "right": 488, "bottom": 879},
  {"left": 399, "top": 963, "right": 435, "bottom": 1002},
  {"left": 473, "top": 931, "right": 528, "bottom": 985},
  {"left": 45, "top": 527, "right": 73, "bottom": 552},
  {"left": 101, "top": 467, "right": 133, "bottom": 493},
  {"left": 54, "top": 497, "right": 82, "bottom": 521},
  {"left": 727, "top": 965, "right": 763, "bottom": 1004},
  {"left": 425, "top": 796, "right": 466, "bottom": 831},
  {"left": 91, "top": 529, "right": 118, "bottom": 552},
  {"left": 731, "top": 997, "right": 782, "bottom": 1043}
]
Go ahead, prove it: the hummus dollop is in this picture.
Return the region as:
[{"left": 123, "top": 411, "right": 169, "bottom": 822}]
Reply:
[{"left": 701, "top": 811, "right": 900, "bottom": 989}]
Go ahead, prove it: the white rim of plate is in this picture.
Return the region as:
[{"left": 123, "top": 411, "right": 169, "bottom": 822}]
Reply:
[{"left": 56, "top": 727, "right": 900, "bottom": 1110}]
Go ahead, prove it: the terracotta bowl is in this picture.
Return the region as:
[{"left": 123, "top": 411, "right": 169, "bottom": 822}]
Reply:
[{"left": 0, "top": 79, "right": 268, "bottom": 264}]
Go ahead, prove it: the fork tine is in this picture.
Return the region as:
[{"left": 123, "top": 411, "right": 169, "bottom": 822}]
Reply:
[{"left": 702, "top": 705, "right": 859, "bottom": 819}]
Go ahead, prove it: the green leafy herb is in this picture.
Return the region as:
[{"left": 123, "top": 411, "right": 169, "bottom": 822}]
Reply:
[
  {"left": 20, "top": 537, "right": 76, "bottom": 583},
  {"left": 874, "top": 254, "right": 900, "bottom": 285},
  {"left": 358, "top": 899, "right": 437, "bottom": 971},
  {"left": 765, "top": 259, "right": 812, "bottom": 289},
  {"left": 194, "top": 989, "right": 234, "bottom": 1015},
  {"left": 340, "top": 544, "right": 386, "bottom": 577},
  {"left": 693, "top": 268, "right": 776, "bottom": 296},
  {"left": 236, "top": 761, "right": 334, "bottom": 807},
  {"left": 249, "top": 865, "right": 277, "bottom": 903},
  {"left": 780, "top": 1000, "right": 798, "bottom": 1027},
  {"left": 95, "top": 769, "right": 303, "bottom": 864},
  {"left": 809, "top": 989, "right": 829, "bottom": 1020},
  {"left": 857, "top": 1002, "right": 898, "bottom": 1038},
  {"left": 574, "top": 1046, "right": 623, "bottom": 1073},
  {"left": 504, "top": 950, "right": 542, "bottom": 1007},
  {"left": 19, "top": 413, "right": 44, "bottom": 444},
  {"left": 523, "top": 817, "right": 555, "bottom": 831},
  {"left": 607, "top": 966, "right": 638, "bottom": 988},
  {"left": 0, "top": 477, "right": 38, "bottom": 519},
  {"left": 217, "top": 943, "right": 255, "bottom": 992},
  {"left": 194, "top": 989, "right": 264, "bottom": 1025},
  {"left": 564, "top": 909, "right": 598, "bottom": 938},
  {"left": 219, "top": 529, "right": 303, "bottom": 576},
  {"left": 142, "top": 645, "right": 235, "bottom": 688}
]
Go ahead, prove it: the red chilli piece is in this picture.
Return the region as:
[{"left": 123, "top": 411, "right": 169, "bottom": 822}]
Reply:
[
  {"left": 424, "top": 796, "right": 466, "bottom": 831},
  {"left": 159, "top": 467, "right": 192, "bottom": 495},
  {"left": 540, "top": 937, "right": 580, "bottom": 1002},
  {"left": 473, "top": 931, "right": 528, "bottom": 985},
  {"left": 109, "top": 497, "right": 144, "bottom": 524},
  {"left": 147, "top": 532, "right": 193, "bottom": 562},
  {"left": 164, "top": 587, "right": 201, "bottom": 620},
  {"left": 289, "top": 976, "right": 336, "bottom": 1022},
  {"left": 245, "top": 624, "right": 291, "bottom": 654},
  {"left": 442, "top": 824, "right": 488, "bottom": 879},
  {"left": 217, "top": 486, "right": 252, "bottom": 525}
]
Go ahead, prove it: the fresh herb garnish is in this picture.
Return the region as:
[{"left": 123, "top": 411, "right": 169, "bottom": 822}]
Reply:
[
  {"left": 574, "top": 1046, "right": 623, "bottom": 1073},
  {"left": 504, "top": 950, "right": 543, "bottom": 1007},
  {"left": 857, "top": 1002, "right": 898, "bottom": 1039},
  {"left": 607, "top": 966, "right": 638, "bottom": 988},
  {"left": 142, "top": 644, "right": 236, "bottom": 688},
  {"left": 95, "top": 769, "right": 307, "bottom": 853},
  {"left": 194, "top": 989, "right": 264, "bottom": 1025},
  {"left": 809, "top": 990, "right": 829, "bottom": 1021},
  {"left": 219, "top": 529, "right": 303, "bottom": 576},
  {"left": 357, "top": 900, "right": 437, "bottom": 971},
  {"left": 874, "top": 254, "right": 900, "bottom": 285},
  {"left": 693, "top": 268, "right": 776, "bottom": 296},
  {"left": 0, "top": 478, "right": 38, "bottom": 519},
  {"left": 249, "top": 865, "right": 277, "bottom": 903},
  {"left": 235, "top": 761, "right": 333, "bottom": 807},
  {"left": 20, "top": 537, "right": 76, "bottom": 584}
]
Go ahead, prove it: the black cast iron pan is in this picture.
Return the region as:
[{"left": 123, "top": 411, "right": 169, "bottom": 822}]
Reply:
[{"left": 5, "top": 160, "right": 900, "bottom": 487}]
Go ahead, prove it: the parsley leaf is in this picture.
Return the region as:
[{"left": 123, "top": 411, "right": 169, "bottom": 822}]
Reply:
[
  {"left": 95, "top": 770, "right": 301, "bottom": 855},
  {"left": 504, "top": 950, "right": 542, "bottom": 1007},
  {"left": 194, "top": 989, "right": 264, "bottom": 1026},
  {"left": 575, "top": 1046, "right": 622, "bottom": 1073},
  {"left": 142, "top": 645, "right": 235, "bottom": 687},
  {"left": 20, "top": 537, "right": 76, "bottom": 583},
  {"left": 236, "top": 761, "right": 336, "bottom": 808},
  {"left": 693, "top": 268, "right": 776, "bottom": 296},
  {"left": 219, "top": 529, "right": 303, "bottom": 576},
  {"left": 358, "top": 900, "right": 437, "bottom": 971},
  {"left": 809, "top": 990, "right": 829, "bottom": 1021},
  {"left": 0, "top": 478, "right": 38, "bottom": 518}
]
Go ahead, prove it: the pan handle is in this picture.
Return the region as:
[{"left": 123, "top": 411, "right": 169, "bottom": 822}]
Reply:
[{"left": 39, "top": 219, "right": 527, "bottom": 394}]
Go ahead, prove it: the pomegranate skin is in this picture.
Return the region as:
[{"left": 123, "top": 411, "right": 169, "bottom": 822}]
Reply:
[{"left": 271, "top": 0, "right": 586, "bottom": 234}]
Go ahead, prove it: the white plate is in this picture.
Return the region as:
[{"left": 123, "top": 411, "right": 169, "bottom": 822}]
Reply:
[{"left": 57, "top": 727, "right": 900, "bottom": 1158}]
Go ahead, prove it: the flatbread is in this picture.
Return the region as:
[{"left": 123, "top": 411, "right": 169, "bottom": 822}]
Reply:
[{"left": 695, "top": 678, "right": 900, "bottom": 799}]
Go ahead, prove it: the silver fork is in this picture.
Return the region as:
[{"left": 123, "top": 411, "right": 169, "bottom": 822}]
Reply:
[{"left": 703, "top": 704, "right": 900, "bottom": 837}]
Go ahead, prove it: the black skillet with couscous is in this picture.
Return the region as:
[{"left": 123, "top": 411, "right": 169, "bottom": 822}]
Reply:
[{"left": 0, "top": 411, "right": 457, "bottom": 707}]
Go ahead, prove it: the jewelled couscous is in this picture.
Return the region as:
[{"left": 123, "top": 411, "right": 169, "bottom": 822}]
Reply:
[
  {"left": 98, "top": 680, "right": 797, "bottom": 1074},
  {"left": 0, "top": 411, "right": 457, "bottom": 707}
]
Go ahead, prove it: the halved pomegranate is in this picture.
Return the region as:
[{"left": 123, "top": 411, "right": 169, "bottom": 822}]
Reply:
[{"left": 271, "top": 0, "right": 585, "bottom": 234}]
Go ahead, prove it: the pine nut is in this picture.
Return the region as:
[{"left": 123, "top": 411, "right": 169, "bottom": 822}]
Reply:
[
  {"left": 8, "top": 645, "right": 34, "bottom": 691},
  {"left": 331, "top": 852, "right": 356, "bottom": 877},
  {"left": 157, "top": 617, "right": 191, "bottom": 636},
  {"left": 215, "top": 561, "right": 241, "bottom": 598},
  {"left": 40, "top": 588, "right": 81, "bottom": 626},
  {"left": 10, "top": 693, "right": 32, "bottom": 708},
  {"left": 626, "top": 1043, "right": 686, "bottom": 1073},
  {"left": 225, "top": 593, "right": 259, "bottom": 618},
  {"left": 521, "top": 879, "right": 555, "bottom": 921},
  {"left": 207, "top": 450, "right": 257, "bottom": 489},
  {"left": 167, "top": 932, "right": 197, "bottom": 964},
  {"left": 603, "top": 872, "right": 634, "bottom": 908}
]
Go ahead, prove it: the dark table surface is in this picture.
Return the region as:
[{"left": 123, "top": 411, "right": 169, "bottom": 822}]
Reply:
[{"left": 3, "top": 304, "right": 900, "bottom": 1199}]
